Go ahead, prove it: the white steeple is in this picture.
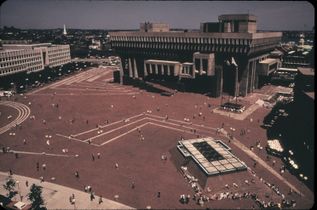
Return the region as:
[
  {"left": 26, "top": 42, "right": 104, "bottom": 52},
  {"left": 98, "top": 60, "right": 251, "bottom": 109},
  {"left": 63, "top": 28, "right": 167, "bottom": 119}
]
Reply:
[{"left": 63, "top": 24, "right": 67, "bottom": 35}]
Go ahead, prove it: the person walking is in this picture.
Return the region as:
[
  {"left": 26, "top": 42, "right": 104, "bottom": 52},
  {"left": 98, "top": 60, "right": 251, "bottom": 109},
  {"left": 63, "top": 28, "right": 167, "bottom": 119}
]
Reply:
[{"left": 99, "top": 195, "right": 103, "bottom": 204}]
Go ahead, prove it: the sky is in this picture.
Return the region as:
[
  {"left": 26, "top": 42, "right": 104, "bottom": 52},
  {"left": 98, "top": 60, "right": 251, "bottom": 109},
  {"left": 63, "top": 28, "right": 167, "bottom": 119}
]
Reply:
[{"left": 0, "top": 0, "right": 315, "bottom": 30}]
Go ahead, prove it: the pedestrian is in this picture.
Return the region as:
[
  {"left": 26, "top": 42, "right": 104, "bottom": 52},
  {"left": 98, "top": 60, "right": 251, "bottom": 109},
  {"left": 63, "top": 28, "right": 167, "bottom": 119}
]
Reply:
[
  {"left": 23, "top": 139, "right": 27, "bottom": 145},
  {"left": 9, "top": 169, "right": 13, "bottom": 175},
  {"left": 86, "top": 120, "right": 89, "bottom": 124},
  {"left": 15, "top": 153, "right": 18, "bottom": 159},
  {"left": 272, "top": 160, "right": 276, "bottom": 166},
  {"left": 131, "top": 182, "right": 135, "bottom": 189},
  {"left": 40, "top": 176, "right": 44, "bottom": 182},
  {"left": 90, "top": 192, "right": 95, "bottom": 201},
  {"left": 99, "top": 195, "right": 103, "bottom": 204},
  {"left": 42, "top": 164, "right": 46, "bottom": 170},
  {"left": 157, "top": 192, "right": 161, "bottom": 198},
  {"left": 75, "top": 171, "right": 79, "bottom": 178},
  {"left": 88, "top": 139, "right": 91, "bottom": 144},
  {"left": 115, "top": 163, "right": 119, "bottom": 169},
  {"left": 36, "top": 162, "right": 39, "bottom": 171},
  {"left": 97, "top": 153, "right": 101, "bottom": 159},
  {"left": 92, "top": 154, "right": 95, "bottom": 161},
  {"left": 25, "top": 180, "right": 28, "bottom": 187}
]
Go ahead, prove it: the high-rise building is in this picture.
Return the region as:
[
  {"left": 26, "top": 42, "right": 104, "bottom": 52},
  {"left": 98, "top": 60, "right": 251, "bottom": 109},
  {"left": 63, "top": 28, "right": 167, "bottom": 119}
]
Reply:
[{"left": 109, "top": 14, "right": 282, "bottom": 97}]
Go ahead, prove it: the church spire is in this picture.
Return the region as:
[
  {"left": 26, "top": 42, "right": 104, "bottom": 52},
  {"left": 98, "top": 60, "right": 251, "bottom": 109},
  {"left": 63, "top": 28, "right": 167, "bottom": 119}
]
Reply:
[{"left": 63, "top": 24, "right": 67, "bottom": 35}]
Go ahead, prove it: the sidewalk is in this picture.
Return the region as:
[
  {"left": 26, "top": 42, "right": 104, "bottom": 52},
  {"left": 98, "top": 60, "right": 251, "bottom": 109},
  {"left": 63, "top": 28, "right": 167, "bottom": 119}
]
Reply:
[{"left": 0, "top": 171, "right": 134, "bottom": 209}]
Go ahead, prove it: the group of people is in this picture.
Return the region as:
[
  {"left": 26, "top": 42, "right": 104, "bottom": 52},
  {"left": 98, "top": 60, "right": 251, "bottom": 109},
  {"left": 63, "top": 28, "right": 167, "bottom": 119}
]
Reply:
[{"left": 179, "top": 162, "right": 297, "bottom": 208}]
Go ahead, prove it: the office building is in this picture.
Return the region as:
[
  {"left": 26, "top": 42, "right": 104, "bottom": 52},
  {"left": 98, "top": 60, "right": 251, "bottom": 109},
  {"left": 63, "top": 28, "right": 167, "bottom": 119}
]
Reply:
[{"left": 0, "top": 41, "right": 71, "bottom": 77}]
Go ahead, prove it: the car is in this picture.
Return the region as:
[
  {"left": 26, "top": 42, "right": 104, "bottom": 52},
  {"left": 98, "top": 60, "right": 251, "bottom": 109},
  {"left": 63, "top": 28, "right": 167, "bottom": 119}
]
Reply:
[{"left": 160, "top": 91, "right": 174, "bottom": 96}]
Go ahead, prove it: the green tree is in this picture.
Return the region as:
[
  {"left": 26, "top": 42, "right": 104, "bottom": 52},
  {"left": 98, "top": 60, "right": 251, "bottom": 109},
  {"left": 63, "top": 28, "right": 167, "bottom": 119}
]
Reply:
[
  {"left": 27, "top": 184, "right": 46, "bottom": 210},
  {"left": 2, "top": 175, "right": 17, "bottom": 199}
]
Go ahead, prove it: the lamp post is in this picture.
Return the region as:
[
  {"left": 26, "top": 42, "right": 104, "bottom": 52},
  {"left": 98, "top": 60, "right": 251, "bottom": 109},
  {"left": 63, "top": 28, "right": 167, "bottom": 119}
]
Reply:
[
  {"left": 25, "top": 78, "right": 29, "bottom": 88},
  {"left": 234, "top": 66, "right": 239, "bottom": 104}
]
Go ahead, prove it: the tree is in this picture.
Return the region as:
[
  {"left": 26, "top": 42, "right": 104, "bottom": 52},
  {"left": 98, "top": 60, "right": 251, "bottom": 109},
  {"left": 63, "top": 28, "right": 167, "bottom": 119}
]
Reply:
[
  {"left": 2, "top": 175, "right": 17, "bottom": 200},
  {"left": 27, "top": 184, "right": 46, "bottom": 210}
]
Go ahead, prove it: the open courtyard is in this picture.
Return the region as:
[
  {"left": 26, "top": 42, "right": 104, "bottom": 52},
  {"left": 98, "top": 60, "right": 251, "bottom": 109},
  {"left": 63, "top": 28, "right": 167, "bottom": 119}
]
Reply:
[{"left": 0, "top": 67, "right": 313, "bottom": 209}]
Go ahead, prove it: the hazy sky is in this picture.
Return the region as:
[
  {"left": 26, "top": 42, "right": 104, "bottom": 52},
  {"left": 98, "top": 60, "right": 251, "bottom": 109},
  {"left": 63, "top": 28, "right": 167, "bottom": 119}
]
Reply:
[{"left": 0, "top": 0, "right": 314, "bottom": 30}]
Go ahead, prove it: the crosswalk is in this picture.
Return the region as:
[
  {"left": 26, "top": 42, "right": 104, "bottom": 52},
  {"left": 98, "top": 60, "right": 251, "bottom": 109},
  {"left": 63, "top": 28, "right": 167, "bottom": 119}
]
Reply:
[{"left": 0, "top": 101, "right": 31, "bottom": 135}]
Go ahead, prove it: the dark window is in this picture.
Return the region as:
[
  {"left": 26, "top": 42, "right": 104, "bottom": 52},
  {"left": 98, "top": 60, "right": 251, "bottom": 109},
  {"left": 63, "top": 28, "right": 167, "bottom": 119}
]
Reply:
[
  {"left": 195, "top": 58, "right": 200, "bottom": 70},
  {"left": 202, "top": 59, "right": 208, "bottom": 71},
  {"left": 151, "top": 64, "right": 156, "bottom": 72},
  {"left": 170, "top": 65, "right": 174, "bottom": 75},
  {"left": 163, "top": 65, "right": 168, "bottom": 74},
  {"left": 146, "top": 64, "right": 150, "bottom": 72},
  {"left": 158, "top": 65, "right": 162, "bottom": 75}
]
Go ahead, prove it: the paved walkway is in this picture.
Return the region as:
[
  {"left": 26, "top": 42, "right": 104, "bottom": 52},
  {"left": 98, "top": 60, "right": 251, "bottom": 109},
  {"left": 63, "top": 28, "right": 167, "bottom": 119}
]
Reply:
[{"left": 0, "top": 171, "right": 134, "bottom": 209}]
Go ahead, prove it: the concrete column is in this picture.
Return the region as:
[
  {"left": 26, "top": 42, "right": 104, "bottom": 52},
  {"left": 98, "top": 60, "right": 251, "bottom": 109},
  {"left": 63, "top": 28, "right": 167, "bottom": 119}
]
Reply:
[
  {"left": 155, "top": 64, "right": 158, "bottom": 74},
  {"left": 128, "top": 58, "right": 133, "bottom": 78},
  {"left": 167, "top": 65, "right": 170, "bottom": 76},
  {"left": 234, "top": 67, "right": 239, "bottom": 97},
  {"left": 239, "top": 62, "right": 250, "bottom": 97},
  {"left": 133, "top": 58, "right": 138, "bottom": 78},
  {"left": 119, "top": 60, "right": 124, "bottom": 84},
  {"left": 199, "top": 58, "right": 203, "bottom": 75},
  {"left": 252, "top": 60, "right": 257, "bottom": 91},
  {"left": 144, "top": 62, "right": 148, "bottom": 77}
]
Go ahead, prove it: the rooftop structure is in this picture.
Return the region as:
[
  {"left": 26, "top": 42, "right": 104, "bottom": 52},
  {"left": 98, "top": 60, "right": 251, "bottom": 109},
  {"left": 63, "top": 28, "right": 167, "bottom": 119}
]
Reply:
[
  {"left": 109, "top": 14, "right": 282, "bottom": 97},
  {"left": 140, "top": 22, "right": 170, "bottom": 32},
  {"left": 177, "top": 137, "right": 247, "bottom": 176}
]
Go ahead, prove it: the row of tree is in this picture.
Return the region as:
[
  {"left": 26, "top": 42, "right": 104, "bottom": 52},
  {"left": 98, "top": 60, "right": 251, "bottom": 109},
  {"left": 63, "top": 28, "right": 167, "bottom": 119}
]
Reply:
[{"left": 3, "top": 175, "right": 45, "bottom": 210}]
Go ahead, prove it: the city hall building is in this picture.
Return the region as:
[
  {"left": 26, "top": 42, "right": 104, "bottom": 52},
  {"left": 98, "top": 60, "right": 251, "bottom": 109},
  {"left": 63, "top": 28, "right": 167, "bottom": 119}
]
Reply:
[
  {"left": 0, "top": 41, "right": 71, "bottom": 77},
  {"left": 109, "top": 14, "right": 282, "bottom": 97}
]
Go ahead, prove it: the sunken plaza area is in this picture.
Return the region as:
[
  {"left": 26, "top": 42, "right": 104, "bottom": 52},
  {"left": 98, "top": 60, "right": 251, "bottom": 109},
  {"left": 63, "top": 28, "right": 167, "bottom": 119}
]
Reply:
[{"left": 0, "top": 67, "right": 314, "bottom": 209}]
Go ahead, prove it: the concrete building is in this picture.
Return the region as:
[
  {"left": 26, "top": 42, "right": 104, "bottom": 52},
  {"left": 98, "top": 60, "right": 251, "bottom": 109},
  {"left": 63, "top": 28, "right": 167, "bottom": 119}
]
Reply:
[
  {"left": 109, "top": 14, "right": 282, "bottom": 97},
  {"left": 0, "top": 42, "right": 71, "bottom": 77}
]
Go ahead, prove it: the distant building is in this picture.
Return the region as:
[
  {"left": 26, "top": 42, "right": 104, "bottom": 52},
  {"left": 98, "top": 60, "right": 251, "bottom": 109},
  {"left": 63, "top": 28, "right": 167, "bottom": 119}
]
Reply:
[
  {"left": 89, "top": 38, "right": 102, "bottom": 50},
  {"left": 109, "top": 14, "right": 282, "bottom": 97},
  {"left": 0, "top": 42, "right": 71, "bottom": 77},
  {"left": 140, "top": 22, "right": 170, "bottom": 32}
]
